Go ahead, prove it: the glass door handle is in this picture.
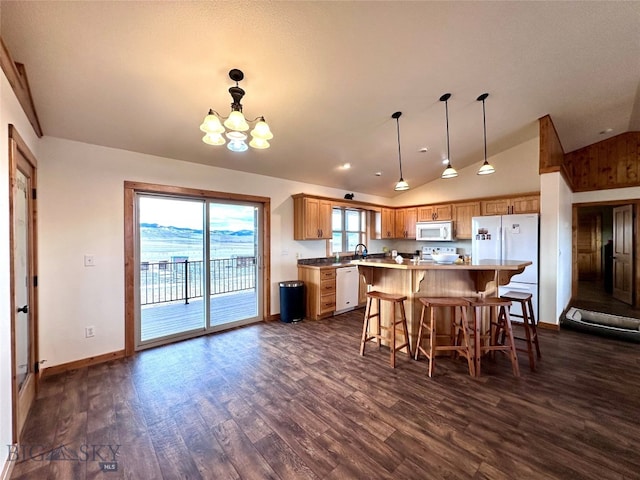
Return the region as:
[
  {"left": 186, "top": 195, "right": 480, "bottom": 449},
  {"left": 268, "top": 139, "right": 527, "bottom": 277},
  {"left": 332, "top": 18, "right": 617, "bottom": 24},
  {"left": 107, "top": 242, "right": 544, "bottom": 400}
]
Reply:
[{"left": 17, "top": 305, "right": 29, "bottom": 314}]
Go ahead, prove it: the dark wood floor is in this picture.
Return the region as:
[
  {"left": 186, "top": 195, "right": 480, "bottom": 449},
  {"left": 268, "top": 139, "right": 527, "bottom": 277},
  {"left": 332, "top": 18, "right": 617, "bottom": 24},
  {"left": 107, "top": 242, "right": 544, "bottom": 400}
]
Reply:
[
  {"left": 10, "top": 309, "right": 640, "bottom": 480},
  {"left": 574, "top": 279, "right": 640, "bottom": 319}
]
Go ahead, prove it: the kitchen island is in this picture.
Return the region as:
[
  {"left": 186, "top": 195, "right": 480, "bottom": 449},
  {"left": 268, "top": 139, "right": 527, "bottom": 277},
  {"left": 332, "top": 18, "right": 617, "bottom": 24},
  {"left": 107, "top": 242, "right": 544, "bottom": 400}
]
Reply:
[{"left": 350, "top": 258, "right": 532, "bottom": 349}]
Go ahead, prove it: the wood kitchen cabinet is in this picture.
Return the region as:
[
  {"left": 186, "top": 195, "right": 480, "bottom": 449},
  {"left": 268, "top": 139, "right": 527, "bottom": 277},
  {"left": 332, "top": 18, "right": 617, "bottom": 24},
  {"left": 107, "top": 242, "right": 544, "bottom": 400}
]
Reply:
[
  {"left": 293, "top": 195, "right": 332, "bottom": 240},
  {"left": 417, "top": 203, "right": 452, "bottom": 222},
  {"left": 480, "top": 194, "right": 540, "bottom": 216},
  {"left": 297, "top": 266, "right": 336, "bottom": 319},
  {"left": 452, "top": 201, "right": 481, "bottom": 239},
  {"left": 394, "top": 207, "right": 417, "bottom": 239},
  {"left": 373, "top": 207, "right": 395, "bottom": 239}
]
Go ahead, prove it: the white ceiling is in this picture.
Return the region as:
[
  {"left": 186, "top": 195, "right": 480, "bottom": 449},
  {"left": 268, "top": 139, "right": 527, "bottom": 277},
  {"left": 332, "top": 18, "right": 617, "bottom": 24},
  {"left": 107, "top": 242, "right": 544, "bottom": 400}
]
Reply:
[{"left": 2, "top": 1, "right": 639, "bottom": 198}]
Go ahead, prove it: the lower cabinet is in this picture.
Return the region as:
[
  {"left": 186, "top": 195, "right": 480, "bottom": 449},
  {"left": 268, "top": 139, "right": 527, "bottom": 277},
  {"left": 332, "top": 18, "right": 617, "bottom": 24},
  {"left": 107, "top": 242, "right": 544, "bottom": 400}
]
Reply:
[
  {"left": 298, "top": 266, "right": 336, "bottom": 320},
  {"left": 297, "top": 265, "right": 366, "bottom": 320}
]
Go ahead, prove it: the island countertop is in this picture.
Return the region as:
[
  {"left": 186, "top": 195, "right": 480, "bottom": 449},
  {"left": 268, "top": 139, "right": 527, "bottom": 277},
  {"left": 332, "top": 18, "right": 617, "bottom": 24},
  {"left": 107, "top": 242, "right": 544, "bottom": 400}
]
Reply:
[{"left": 349, "top": 258, "right": 531, "bottom": 271}]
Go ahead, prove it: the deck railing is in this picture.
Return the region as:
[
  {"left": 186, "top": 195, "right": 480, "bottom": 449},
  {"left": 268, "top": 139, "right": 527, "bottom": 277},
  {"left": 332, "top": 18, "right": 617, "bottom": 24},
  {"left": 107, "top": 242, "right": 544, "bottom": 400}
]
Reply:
[{"left": 140, "top": 257, "right": 256, "bottom": 305}]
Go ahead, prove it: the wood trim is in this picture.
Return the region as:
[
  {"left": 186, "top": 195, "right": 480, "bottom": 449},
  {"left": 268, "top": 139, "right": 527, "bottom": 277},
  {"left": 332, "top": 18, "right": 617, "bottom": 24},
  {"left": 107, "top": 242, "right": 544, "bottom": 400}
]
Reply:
[
  {"left": 125, "top": 181, "right": 270, "bottom": 204},
  {"left": 1, "top": 37, "right": 43, "bottom": 137},
  {"left": 538, "top": 115, "right": 574, "bottom": 190},
  {"left": 8, "top": 125, "right": 39, "bottom": 443},
  {"left": 123, "top": 181, "right": 271, "bottom": 355},
  {"left": 1, "top": 451, "right": 15, "bottom": 480},
  {"left": 40, "top": 350, "right": 126, "bottom": 378},
  {"left": 124, "top": 187, "right": 136, "bottom": 356},
  {"left": 538, "top": 322, "right": 560, "bottom": 331}
]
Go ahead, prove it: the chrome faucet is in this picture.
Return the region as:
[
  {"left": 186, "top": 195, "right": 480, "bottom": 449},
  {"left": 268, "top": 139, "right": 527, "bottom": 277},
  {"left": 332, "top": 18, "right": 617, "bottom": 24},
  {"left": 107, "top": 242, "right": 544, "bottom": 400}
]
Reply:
[{"left": 354, "top": 243, "right": 368, "bottom": 259}]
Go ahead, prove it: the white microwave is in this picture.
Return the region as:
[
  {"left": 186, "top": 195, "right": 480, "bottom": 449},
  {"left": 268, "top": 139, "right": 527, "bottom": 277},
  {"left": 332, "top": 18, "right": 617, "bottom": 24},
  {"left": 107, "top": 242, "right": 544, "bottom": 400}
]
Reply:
[{"left": 416, "top": 220, "right": 454, "bottom": 241}]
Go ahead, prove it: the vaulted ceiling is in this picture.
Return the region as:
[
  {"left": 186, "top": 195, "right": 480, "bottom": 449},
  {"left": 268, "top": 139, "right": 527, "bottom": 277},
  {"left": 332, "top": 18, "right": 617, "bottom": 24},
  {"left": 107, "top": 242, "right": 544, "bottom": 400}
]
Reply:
[{"left": 2, "top": 1, "right": 639, "bottom": 197}]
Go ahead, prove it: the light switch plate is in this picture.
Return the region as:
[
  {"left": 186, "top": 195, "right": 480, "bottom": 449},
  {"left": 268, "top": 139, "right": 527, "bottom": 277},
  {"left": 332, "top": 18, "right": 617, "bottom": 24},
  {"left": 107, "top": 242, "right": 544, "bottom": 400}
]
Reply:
[{"left": 84, "top": 254, "right": 96, "bottom": 267}]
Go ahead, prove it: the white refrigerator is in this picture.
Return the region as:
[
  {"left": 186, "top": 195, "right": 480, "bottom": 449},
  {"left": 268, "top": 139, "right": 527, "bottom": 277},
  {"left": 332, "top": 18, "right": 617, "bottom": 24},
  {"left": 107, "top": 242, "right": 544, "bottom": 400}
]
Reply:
[{"left": 471, "top": 214, "right": 539, "bottom": 321}]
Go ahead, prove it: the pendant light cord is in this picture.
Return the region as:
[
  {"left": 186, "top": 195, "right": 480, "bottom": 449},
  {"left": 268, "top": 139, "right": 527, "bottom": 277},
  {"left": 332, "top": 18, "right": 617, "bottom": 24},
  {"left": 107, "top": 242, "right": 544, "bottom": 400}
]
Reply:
[
  {"left": 482, "top": 97, "right": 487, "bottom": 162},
  {"left": 445, "top": 99, "right": 451, "bottom": 162},
  {"left": 396, "top": 116, "right": 403, "bottom": 178}
]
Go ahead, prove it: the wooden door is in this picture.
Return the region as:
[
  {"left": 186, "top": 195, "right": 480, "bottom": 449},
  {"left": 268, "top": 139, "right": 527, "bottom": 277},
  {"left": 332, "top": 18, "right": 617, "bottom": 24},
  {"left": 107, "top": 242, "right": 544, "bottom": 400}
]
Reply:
[
  {"left": 9, "top": 126, "right": 38, "bottom": 442},
  {"left": 577, "top": 214, "right": 601, "bottom": 280},
  {"left": 612, "top": 205, "right": 633, "bottom": 304}
]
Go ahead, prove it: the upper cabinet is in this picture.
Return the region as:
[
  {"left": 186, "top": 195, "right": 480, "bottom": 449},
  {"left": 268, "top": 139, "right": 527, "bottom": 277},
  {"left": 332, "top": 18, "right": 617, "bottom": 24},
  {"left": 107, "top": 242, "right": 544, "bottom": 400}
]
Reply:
[
  {"left": 394, "top": 207, "right": 417, "bottom": 239},
  {"left": 417, "top": 204, "right": 452, "bottom": 222},
  {"left": 378, "top": 207, "right": 395, "bottom": 239},
  {"left": 480, "top": 194, "right": 540, "bottom": 216},
  {"left": 293, "top": 195, "right": 332, "bottom": 240},
  {"left": 452, "top": 201, "right": 481, "bottom": 239}
]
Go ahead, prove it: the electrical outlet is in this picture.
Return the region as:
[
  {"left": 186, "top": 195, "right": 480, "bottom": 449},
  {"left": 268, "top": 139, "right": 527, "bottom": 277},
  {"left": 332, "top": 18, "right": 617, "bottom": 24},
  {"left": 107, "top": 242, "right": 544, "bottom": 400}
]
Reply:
[
  {"left": 85, "top": 326, "right": 95, "bottom": 338},
  {"left": 84, "top": 254, "right": 96, "bottom": 267}
]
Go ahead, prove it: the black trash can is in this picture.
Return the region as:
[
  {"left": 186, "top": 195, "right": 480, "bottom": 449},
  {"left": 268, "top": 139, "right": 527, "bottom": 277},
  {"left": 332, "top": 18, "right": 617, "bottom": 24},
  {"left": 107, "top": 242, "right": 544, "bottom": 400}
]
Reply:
[{"left": 279, "top": 280, "right": 305, "bottom": 323}]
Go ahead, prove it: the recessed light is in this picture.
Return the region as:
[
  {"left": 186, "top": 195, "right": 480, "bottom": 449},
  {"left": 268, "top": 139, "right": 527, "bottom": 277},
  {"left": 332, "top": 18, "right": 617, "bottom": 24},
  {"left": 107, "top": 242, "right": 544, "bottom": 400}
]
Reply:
[
  {"left": 341, "top": 163, "right": 351, "bottom": 169},
  {"left": 419, "top": 147, "right": 429, "bottom": 153},
  {"left": 375, "top": 172, "right": 382, "bottom": 176},
  {"left": 599, "top": 128, "right": 613, "bottom": 135}
]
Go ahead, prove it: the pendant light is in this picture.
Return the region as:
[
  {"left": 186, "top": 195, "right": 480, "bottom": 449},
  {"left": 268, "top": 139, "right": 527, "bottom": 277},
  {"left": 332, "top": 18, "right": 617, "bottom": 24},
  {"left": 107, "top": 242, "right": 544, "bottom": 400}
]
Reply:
[
  {"left": 440, "top": 93, "right": 458, "bottom": 179},
  {"left": 392, "top": 111, "right": 409, "bottom": 191},
  {"left": 477, "top": 93, "right": 496, "bottom": 175}
]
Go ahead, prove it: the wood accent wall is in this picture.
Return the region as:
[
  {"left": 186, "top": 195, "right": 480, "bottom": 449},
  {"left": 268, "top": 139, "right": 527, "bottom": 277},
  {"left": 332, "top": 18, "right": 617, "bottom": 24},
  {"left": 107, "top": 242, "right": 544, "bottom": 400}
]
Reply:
[
  {"left": 0, "top": 36, "right": 43, "bottom": 137},
  {"left": 565, "top": 132, "right": 640, "bottom": 192},
  {"left": 539, "top": 115, "right": 571, "bottom": 187}
]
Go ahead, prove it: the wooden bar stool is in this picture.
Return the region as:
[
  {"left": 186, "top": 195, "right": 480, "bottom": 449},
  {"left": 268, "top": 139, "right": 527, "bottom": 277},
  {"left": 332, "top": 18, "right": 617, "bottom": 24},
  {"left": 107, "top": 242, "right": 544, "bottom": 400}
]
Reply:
[
  {"left": 500, "top": 291, "right": 541, "bottom": 371},
  {"left": 360, "top": 291, "right": 411, "bottom": 368},
  {"left": 414, "top": 297, "right": 474, "bottom": 377},
  {"left": 466, "top": 297, "right": 520, "bottom": 377}
]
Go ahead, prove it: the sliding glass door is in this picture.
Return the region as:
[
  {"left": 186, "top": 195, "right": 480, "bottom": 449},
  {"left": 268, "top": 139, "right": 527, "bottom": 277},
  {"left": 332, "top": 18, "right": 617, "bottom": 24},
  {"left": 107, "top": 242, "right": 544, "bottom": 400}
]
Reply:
[{"left": 136, "top": 194, "right": 262, "bottom": 349}]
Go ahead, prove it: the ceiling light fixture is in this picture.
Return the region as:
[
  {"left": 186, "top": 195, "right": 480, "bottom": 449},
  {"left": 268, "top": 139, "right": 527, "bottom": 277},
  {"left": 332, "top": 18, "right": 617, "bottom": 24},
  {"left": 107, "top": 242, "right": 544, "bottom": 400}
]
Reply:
[
  {"left": 199, "top": 69, "right": 273, "bottom": 152},
  {"left": 392, "top": 111, "right": 409, "bottom": 191},
  {"left": 440, "top": 93, "right": 458, "bottom": 179},
  {"left": 477, "top": 93, "right": 495, "bottom": 175}
]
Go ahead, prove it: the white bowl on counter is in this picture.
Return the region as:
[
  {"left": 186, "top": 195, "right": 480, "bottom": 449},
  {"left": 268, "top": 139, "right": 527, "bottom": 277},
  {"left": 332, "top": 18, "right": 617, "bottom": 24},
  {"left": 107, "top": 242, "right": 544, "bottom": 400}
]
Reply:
[{"left": 431, "top": 253, "right": 459, "bottom": 264}]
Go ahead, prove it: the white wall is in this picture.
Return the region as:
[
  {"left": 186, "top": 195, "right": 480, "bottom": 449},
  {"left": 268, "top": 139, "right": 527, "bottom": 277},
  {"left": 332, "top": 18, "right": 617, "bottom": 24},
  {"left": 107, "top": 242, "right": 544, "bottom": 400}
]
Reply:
[
  {"left": 539, "top": 172, "right": 573, "bottom": 325},
  {"left": 37, "top": 137, "right": 388, "bottom": 367},
  {"left": 391, "top": 134, "right": 540, "bottom": 206},
  {"left": 1, "top": 71, "right": 41, "bottom": 474}
]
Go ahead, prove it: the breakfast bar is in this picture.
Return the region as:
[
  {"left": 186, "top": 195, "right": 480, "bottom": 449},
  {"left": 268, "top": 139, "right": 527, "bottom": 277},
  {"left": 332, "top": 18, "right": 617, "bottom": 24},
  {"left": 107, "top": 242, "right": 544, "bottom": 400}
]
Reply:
[{"left": 350, "top": 258, "right": 532, "bottom": 355}]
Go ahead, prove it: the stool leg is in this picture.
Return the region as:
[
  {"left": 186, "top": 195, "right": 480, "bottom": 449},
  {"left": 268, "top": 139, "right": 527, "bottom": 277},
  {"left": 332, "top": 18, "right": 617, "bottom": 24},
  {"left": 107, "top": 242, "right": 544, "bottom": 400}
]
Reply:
[
  {"left": 528, "top": 299, "right": 542, "bottom": 358},
  {"left": 520, "top": 300, "right": 536, "bottom": 371},
  {"left": 390, "top": 302, "right": 397, "bottom": 368},
  {"left": 428, "top": 306, "right": 436, "bottom": 377},
  {"left": 501, "top": 307, "right": 520, "bottom": 377},
  {"left": 375, "top": 298, "right": 382, "bottom": 349},
  {"left": 415, "top": 305, "right": 426, "bottom": 360},
  {"left": 360, "top": 297, "right": 372, "bottom": 356},
  {"left": 399, "top": 301, "right": 411, "bottom": 358},
  {"left": 459, "top": 306, "right": 475, "bottom": 377}
]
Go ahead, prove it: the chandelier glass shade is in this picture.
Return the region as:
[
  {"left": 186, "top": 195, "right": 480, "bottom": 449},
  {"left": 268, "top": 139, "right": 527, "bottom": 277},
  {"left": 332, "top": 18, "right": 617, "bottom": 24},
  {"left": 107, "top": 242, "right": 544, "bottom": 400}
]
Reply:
[
  {"left": 200, "top": 69, "right": 273, "bottom": 152},
  {"left": 440, "top": 93, "right": 458, "bottom": 179}
]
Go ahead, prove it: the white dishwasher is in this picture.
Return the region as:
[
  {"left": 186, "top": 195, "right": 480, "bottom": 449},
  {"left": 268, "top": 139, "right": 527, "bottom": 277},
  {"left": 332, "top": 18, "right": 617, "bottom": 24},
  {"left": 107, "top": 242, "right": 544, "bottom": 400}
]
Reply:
[{"left": 335, "top": 266, "right": 360, "bottom": 313}]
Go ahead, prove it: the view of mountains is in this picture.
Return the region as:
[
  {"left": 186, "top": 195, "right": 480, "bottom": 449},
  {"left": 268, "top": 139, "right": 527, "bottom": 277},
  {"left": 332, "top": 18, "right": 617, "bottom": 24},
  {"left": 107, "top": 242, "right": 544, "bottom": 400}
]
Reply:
[{"left": 140, "top": 223, "right": 255, "bottom": 262}]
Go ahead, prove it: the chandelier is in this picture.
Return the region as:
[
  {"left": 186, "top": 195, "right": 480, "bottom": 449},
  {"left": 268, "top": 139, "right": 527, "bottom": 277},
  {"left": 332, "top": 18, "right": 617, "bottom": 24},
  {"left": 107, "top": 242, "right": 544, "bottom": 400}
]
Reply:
[{"left": 199, "top": 69, "right": 273, "bottom": 152}]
